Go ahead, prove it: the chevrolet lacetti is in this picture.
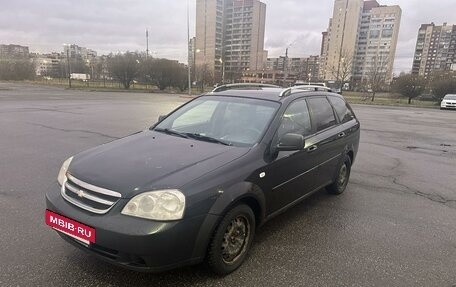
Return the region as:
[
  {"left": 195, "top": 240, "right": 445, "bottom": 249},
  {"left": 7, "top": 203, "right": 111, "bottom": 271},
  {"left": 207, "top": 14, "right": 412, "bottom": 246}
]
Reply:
[{"left": 45, "top": 84, "right": 360, "bottom": 275}]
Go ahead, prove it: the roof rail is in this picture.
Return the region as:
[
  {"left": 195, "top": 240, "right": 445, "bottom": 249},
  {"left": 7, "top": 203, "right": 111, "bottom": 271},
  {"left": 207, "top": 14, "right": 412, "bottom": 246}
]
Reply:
[
  {"left": 211, "top": 83, "right": 281, "bottom": 93},
  {"left": 279, "top": 85, "right": 333, "bottom": 97}
]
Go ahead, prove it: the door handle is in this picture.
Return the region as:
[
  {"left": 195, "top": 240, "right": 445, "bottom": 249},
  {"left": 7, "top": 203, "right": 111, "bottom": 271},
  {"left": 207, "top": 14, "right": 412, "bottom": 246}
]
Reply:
[
  {"left": 338, "top": 132, "right": 346, "bottom": 138},
  {"left": 307, "top": 145, "right": 318, "bottom": 152}
]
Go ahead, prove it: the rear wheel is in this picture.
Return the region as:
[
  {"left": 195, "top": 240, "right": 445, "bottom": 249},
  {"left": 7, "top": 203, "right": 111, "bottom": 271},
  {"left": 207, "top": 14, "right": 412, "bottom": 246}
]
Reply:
[
  {"left": 327, "top": 154, "right": 351, "bottom": 195},
  {"left": 207, "top": 204, "right": 255, "bottom": 275}
]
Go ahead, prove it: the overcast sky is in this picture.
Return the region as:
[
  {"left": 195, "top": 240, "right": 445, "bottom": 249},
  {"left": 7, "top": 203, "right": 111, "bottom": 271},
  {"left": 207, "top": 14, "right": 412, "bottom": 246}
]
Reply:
[{"left": 0, "top": 0, "right": 454, "bottom": 73}]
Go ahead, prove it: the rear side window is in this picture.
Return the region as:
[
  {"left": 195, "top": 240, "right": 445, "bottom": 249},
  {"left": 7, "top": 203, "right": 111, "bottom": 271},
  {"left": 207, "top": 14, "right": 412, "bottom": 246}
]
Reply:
[
  {"left": 307, "top": 97, "right": 337, "bottom": 132},
  {"left": 328, "top": 96, "right": 355, "bottom": 123}
]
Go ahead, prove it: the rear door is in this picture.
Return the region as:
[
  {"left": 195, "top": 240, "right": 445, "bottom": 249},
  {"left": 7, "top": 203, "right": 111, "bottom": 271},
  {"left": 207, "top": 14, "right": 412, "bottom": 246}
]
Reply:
[
  {"left": 306, "top": 96, "right": 342, "bottom": 186},
  {"left": 327, "top": 95, "right": 359, "bottom": 153}
]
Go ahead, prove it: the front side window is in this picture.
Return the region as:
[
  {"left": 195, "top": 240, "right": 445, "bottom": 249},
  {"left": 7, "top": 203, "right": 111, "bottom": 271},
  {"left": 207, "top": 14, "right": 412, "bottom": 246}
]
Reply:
[
  {"left": 307, "top": 97, "right": 337, "bottom": 132},
  {"left": 155, "top": 96, "right": 279, "bottom": 147},
  {"left": 277, "top": 99, "right": 312, "bottom": 138}
]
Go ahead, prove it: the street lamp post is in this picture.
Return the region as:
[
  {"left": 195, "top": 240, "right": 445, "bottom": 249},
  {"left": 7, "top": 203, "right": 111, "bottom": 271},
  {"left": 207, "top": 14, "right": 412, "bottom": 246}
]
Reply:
[
  {"left": 187, "top": 0, "right": 191, "bottom": 96},
  {"left": 219, "top": 58, "right": 225, "bottom": 84},
  {"left": 64, "top": 44, "right": 72, "bottom": 88}
]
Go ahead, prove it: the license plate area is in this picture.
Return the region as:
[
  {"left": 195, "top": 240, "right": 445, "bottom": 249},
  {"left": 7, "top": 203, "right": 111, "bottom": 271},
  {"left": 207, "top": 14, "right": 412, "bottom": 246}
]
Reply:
[{"left": 45, "top": 210, "right": 96, "bottom": 245}]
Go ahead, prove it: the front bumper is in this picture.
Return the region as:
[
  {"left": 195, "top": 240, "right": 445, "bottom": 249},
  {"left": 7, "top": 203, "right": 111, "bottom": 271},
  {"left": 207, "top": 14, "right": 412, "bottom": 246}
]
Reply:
[
  {"left": 45, "top": 182, "right": 220, "bottom": 272},
  {"left": 441, "top": 102, "right": 456, "bottom": 109}
]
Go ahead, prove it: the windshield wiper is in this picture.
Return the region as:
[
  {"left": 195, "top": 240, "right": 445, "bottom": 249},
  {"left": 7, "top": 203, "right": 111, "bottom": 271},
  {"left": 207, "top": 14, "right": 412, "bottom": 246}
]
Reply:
[
  {"left": 154, "top": 128, "right": 189, "bottom": 139},
  {"left": 184, "top": 133, "right": 231, "bottom": 146}
]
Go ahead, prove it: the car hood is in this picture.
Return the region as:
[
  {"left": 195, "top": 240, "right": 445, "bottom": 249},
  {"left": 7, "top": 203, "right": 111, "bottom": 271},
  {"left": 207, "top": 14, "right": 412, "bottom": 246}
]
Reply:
[{"left": 69, "top": 130, "right": 249, "bottom": 198}]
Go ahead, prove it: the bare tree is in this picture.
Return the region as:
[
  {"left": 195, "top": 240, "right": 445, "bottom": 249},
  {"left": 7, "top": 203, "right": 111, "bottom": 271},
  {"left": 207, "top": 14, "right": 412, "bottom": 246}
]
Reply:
[
  {"left": 430, "top": 71, "right": 456, "bottom": 101},
  {"left": 143, "top": 59, "right": 188, "bottom": 91},
  {"left": 0, "top": 59, "right": 35, "bottom": 80},
  {"left": 365, "top": 56, "right": 389, "bottom": 102},
  {"left": 107, "top": 52, "right": 140, "bottom": 89},
  {"left": 329, "top": 49, "right": 354, "bottom": 92},
  {"left": 195, "top": 63, "right": 214, "bottom": 92},
  {"left": 392, "top": 74, "right": 426, "bottom": 104}
]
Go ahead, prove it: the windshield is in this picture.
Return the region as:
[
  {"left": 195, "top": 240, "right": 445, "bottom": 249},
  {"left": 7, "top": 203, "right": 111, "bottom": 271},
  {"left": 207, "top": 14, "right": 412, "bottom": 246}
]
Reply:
[
  {"left": 443, "top": 95, "right": 456, "bottom": 100},
  {"left": 154, "top": 96, "right": 280, "bottom": 147}
]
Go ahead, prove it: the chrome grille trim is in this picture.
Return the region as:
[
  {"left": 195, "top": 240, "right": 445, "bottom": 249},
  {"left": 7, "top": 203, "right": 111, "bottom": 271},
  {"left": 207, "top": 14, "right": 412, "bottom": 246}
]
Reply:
[
  {"left": 61, "top": 174, "right": 121, "bottom": 214},
  {"left": 67, "top": 174, "right": 121, "bottom": 198},
  {"left": 65, "top": 182, "right": 116, "bottom": 206}
]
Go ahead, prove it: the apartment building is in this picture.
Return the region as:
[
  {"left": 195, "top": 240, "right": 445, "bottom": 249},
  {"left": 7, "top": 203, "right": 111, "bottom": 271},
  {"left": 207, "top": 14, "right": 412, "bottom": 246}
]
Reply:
[
  {"left": 412, "top": 22, "right": 456, "bottom": 78},
  {"left": 322, "top": 0, "right": 364, "bottom": 81},
  {"left": 354, "top": 1, "right": 401, "bottom": 83},
  {"left": 0, "top": 44, "right": 29, "bottom": 59},
  {"left": 195, "top": 0, "right": 266, "bottom": 82},
  {"left": 321, "top": 0, "right": 401, "bottom": 84},
  {"left": 266, "top": 56, "right": 320, "bottom": 82},
  {"left": 63, "top": 44, "right": 97, "bottom": 61},
  {"left": 32, "top": 52, "right": 66, "bottom": 77}
]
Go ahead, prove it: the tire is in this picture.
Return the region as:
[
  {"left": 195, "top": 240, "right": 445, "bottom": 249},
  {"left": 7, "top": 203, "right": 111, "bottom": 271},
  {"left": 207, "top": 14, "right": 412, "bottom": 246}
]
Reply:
[
  {"left": 207, "top": 204, "right": 255, "bottom": 275},
  {"left": 327, "top": 154, "right": 352, "bottom": 195}
]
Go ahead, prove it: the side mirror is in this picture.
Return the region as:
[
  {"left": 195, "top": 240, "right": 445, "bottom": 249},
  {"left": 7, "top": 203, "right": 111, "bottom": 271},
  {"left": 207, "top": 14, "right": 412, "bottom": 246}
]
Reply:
[
  {"left": 158, "top": 115, "right": 167, "bottom": 122},
  {"left": 276, "top": 133, "right": 305, "bottom": 151}
]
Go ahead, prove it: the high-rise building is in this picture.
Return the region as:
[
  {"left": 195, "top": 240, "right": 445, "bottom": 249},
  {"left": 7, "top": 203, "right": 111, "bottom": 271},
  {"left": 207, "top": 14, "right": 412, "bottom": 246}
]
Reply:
[
  {"left": 412, "top": 22, "right": 456, "bottom": 78},
  {"left": 0, "top": 44, "right": 29, "bottom": 59},
  {"left": 189, "top": 37, "right": 196, "bottom": 70},
  {"left": 63, "top": 44, "right": 97, "bottom": 61},
  {"left": 320, "top": 0, "right": 401, "bottom": 84},
  {"left": 319, "top": 19, "right": 331, "bottom": 80},
  {"left": 322, "top": 0, "right": 364, "bottom": 81},
  {"left": 195, "top": 0, "right": 266, "bottom": 83},
  {"left": 353, "top": 1, "right": 401, "bottom": 83}
]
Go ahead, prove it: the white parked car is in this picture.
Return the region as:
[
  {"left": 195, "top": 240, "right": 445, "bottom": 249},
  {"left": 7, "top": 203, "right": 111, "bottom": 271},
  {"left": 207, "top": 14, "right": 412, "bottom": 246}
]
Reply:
[{"left": 440, "top": 94, "right": 456, "bottom": 110}]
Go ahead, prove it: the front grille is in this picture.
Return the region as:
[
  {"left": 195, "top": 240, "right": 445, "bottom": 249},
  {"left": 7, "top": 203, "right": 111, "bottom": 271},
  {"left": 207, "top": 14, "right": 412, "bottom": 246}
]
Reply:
[{"left": 61, "top": 174, "right": 121, "bottom": 214}]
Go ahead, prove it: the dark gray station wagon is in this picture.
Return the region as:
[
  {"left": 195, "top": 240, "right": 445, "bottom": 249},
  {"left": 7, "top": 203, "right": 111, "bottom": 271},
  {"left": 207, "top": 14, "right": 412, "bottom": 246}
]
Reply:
[{"left": 46, "top": 84, "right": 360, "bottom": 275}]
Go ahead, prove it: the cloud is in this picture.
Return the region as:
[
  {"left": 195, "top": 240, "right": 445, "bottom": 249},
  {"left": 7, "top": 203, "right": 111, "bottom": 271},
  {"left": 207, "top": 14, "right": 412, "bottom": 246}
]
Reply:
[{"left": 0, "top": 0, "right": 454, "bottom": 73}]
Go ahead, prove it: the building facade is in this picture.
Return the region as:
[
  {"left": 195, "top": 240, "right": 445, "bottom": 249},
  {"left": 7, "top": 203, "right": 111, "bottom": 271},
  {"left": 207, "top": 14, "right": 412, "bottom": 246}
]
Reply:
[
  {"left": 266, "top": 56, "right": 320, "bottom": 82},
  {"left": 412, "top": 22, "right": 456, "bottom": 78},
  {"left": 322, "top": 0, "right": 364, "bottom": 81},
  {"left": 35, "top": 53, "right": 63, "bottom": 77},
  {"left": 195, "top": 0, "right": 266, "bottom": 83},
  {"left": 320, "top": 0, "right": 401, "bottom": 84},
  {"left": 353, "top": 1, "right": 401, "bottom": 83},
  {"left": 63, "top": 44, "right": 97, "bottom": 61},
  {"left": 0, "top": 44, "right": 29, "bottom": 59}
]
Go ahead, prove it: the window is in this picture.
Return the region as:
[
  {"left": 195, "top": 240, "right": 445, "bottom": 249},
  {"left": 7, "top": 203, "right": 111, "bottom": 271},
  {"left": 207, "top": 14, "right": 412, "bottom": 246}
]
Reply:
[
  {"left": 278, "top": 99, "right": 312, "bottom": 138},
  {"left": 172, "top": 100, "right": 218, "bottom": 128},
  {"left": 370, "top": 30, "right": 380, "bottom": 38},
  {"left": 382, "top": 29, "right": 393, "bottom": 38},
  {"left": 327, "top": 96, "right": 354, "bottom": 123},
  {"left": 307, "top": 97, "right": 337, "bottom": 132}
]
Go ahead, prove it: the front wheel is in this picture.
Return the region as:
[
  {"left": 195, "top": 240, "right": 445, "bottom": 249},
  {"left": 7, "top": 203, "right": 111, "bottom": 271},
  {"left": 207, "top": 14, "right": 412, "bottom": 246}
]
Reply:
[
  {"left": 207, "top": 204, "right": 255, "bottom": 275},
  {"left": 327, "top": 154, "right": 352, "bottom": 195}
]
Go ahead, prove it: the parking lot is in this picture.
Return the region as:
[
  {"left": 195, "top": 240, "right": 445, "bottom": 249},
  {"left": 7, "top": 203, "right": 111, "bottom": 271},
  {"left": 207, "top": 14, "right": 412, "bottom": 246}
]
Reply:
[{"left": 0, "top": 83, "right": 455, "bottom": 286}]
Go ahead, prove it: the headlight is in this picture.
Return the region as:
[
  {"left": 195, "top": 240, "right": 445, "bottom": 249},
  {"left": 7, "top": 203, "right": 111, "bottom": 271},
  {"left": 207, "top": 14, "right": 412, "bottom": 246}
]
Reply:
[
  {"left": 57, "top": 156, "right": 73, "bottom": 186},
  {"left": 121, "top": 190, "right": 186, "bottom": 221}
]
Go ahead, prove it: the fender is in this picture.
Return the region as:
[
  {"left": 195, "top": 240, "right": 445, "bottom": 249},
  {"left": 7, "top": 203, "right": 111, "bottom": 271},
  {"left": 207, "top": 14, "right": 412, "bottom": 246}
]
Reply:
[
  {"left": 208, "top": 181, "right": 266, "bottom": 224},
  {"left": 190, "top": 181, "right": 266, "bottom": 260}
]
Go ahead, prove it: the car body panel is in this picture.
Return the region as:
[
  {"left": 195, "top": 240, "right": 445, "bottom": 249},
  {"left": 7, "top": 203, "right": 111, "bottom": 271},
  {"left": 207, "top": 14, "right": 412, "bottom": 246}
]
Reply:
[
  {"left": 69, "top": 130, "right": 250, "bottom": 198},
  {"left": 441, "top": 94, "right": 456, "bottom": 109}
]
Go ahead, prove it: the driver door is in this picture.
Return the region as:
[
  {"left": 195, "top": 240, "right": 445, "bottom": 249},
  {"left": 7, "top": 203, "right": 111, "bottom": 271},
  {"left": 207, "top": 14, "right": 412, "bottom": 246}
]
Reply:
[{"left": 262, "top": 98, "right": 322, "bottom": 215}]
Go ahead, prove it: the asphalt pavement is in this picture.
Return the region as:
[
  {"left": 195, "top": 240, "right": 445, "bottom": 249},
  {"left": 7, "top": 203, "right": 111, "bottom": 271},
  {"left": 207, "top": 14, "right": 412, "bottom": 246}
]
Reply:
[{"left": 0, "top": 82, "right": 455, "bottom": 287}]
